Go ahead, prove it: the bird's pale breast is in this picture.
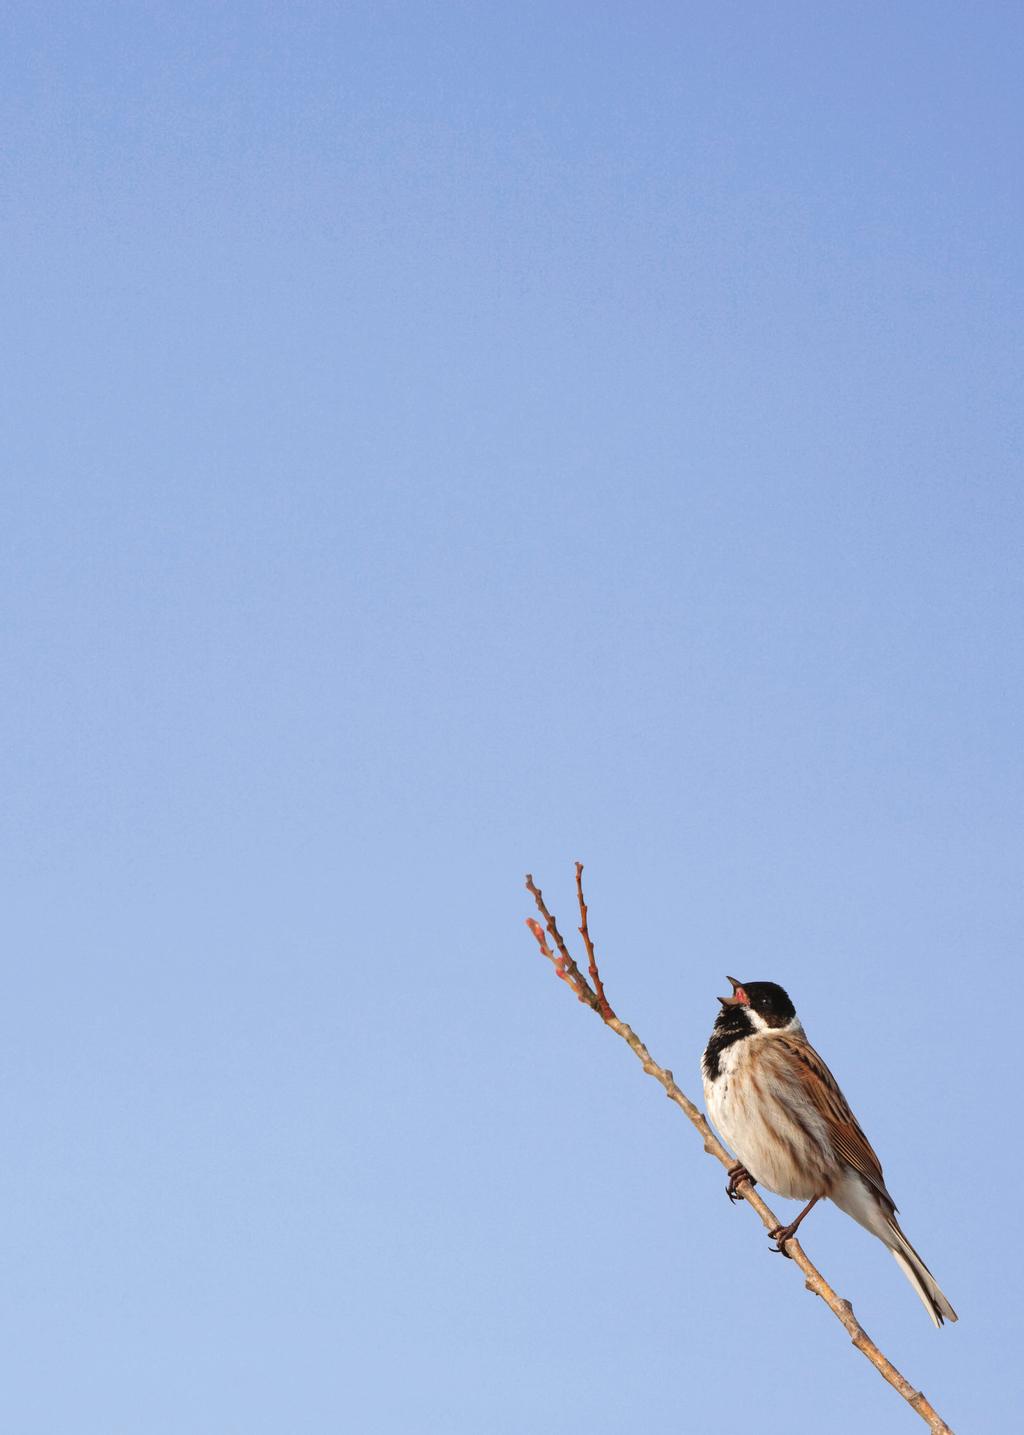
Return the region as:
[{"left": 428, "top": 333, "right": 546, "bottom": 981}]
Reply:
[{"left": 703, "top": 1033, "right": 835, "bottom": 1201}]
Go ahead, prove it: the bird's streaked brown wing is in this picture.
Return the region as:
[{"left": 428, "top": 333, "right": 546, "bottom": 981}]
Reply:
[{"left": 773, "top": 1033, "right": 896, "bottom": 1212}]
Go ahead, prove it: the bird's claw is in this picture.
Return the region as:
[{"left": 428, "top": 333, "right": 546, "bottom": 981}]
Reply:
[
  {"left": 768, "top": 1223, "right": 796, "bottom": 1257},
  {"left": 726, "top": 1163, "right": 755, "bottom": 1203}
]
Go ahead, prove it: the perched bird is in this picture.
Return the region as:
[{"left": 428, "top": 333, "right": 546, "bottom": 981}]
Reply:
[{"left": 701, "top": 977, "right": 957, "bottom": 1327}]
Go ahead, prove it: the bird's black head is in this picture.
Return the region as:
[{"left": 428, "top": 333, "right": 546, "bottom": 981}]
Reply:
[
  {"left": 703, "top": 977, "right": 799, "bottom": 1081},
  {"left": 717, "top": 976, "right": 797, "bottom": 1030}
]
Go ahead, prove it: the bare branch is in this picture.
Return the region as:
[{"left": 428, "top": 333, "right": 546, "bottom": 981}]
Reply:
[
  {"left": 524, "top": 867, "right": 954, "bottom": 1435},
  {"left": 524, "top": 917, "right": 579, "bottom": 998},
  {"left": 574, "top": 861, "right": 614, "bottom": 1019},
  {"left": 525, "top": 874, "right": 599, "bottom": 1011}
]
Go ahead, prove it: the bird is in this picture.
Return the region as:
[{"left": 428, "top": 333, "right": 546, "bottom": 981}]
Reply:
[{"left": 701, "top": 976, "right": 957, "bottom": 1327}]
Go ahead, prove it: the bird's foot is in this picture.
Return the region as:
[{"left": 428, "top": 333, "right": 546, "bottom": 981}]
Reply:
[
  {"left": 768, "top": 1222, "right": 798, "bottom": 1257},
  {"left": 726, "top": 1163, "right": 756, "bottom": 1203},
  {"left": 767, "top": 1194, "right": 820, "bottom": 1256}
]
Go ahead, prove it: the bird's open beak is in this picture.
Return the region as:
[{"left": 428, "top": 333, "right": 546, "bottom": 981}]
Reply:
[{"left": 718, "top": 976, "right": 749, "bottom": 1007}]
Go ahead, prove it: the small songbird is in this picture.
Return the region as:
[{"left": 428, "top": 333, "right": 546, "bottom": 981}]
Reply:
[{"left": 701, "top": 977, "right": 957, "bottom": 1327}]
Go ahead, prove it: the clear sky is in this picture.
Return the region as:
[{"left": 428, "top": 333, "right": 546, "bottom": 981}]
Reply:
[{"left": 2, "top": 3, "right": 1021, "bottom": 1432}]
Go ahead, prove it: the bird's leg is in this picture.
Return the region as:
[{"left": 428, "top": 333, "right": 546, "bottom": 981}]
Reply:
[
  {"left": 768, "top": 1195, "right": 821, "bottom": 1256},
  {"left": 726, "top": 1163, "right": 756, "bottom": 1203}
]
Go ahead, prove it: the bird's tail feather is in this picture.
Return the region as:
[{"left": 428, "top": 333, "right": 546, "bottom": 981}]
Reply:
[{"left": 887, "top": 1220, "right": 957, "bottom": 1328}]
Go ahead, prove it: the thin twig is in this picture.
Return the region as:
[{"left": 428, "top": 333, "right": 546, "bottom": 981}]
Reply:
[
  {"left": 525, "top": 875, "right": 599, "bottom": 1011},
  {"left": 575, "top": 861, "right": 614, "bottom": 1018},
  {"left": 524, "top": 868, "right": 954, "bottom": 1435}
]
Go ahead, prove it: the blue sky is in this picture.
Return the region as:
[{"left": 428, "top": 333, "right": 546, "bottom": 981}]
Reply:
[{"left": 2, "top": 3, "right": 1021, "bottom": 1431}]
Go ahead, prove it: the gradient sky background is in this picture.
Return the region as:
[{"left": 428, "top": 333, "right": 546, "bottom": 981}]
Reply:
[{"left": 2, "top": 4, "right": 1021, "bottom": 1432}]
